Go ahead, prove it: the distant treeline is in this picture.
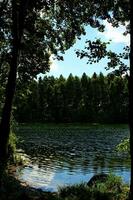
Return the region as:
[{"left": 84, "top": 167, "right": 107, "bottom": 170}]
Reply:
[{"left": 14, "top": 72, "right": 128, "bottom": 123}]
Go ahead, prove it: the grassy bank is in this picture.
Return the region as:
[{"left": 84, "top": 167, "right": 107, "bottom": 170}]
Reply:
[
  {"left": 0, "top": 173, "right": 129, "bottom": 200},
  {"left": 58, "top": 174, "right": 129, "bottom": 200}
]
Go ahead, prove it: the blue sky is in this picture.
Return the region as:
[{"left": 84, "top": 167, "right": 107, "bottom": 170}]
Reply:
[{"left": 45, "top": 21, "right": 130, "bottom": 78}]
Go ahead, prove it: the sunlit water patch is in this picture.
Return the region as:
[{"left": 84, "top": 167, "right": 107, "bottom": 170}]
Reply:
[{"left": 16, "top": 125, "right": 130, "bottom": 191}]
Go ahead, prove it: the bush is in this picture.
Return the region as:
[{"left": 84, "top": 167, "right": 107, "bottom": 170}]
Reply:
[
  {"left": 57, "top": 174, "right": 129, "bottom": 200},
  {"left": 8, "top": 131, "right": 18, "bottom": 163},
  {"left": 116, "top": 138, "right": 130, "bottom": 155},
  {"left": 7, "top": 115, "right": 18, "bottom": 163}
]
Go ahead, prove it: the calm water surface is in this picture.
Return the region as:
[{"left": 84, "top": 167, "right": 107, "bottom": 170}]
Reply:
[{"left": 16, "top": 124, "right": 130, "bottom": 192}]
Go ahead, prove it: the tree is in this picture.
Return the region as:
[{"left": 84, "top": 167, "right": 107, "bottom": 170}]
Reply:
[
  {"left": 38, "top": 77, "right": 47, "bottom": 122},
  {"left": 91, "top": 72, "right": 102, "bottom": 122},
  {"left": 80, "top": 73, "right": 91, "bottom": 122},
  {"left": 97, "top": 72, "right": 110, "bottom": 122},
  {"left": 129, "top": 5, "right": 133, "bottom": 198},
  {"left": 65, "top": 73, "right": 75, "bottom": 122},
  {"left": 73, "top": 76, "right": 82, "bottom": 122}
]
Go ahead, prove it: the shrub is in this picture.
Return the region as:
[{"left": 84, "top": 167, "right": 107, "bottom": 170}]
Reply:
[{"left": 58, "top": 174, "right": 129, "bottom": 200}]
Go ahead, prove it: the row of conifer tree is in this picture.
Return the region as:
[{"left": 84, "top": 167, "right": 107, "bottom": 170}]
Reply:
[{"left": 13, "top": 72, "right": 128, "bottom": 123}]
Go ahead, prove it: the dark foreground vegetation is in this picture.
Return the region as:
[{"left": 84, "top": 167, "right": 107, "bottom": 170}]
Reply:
[
  {"left": 0, "top": 172, "right": 129, "bottom": 200},
  {"left": 10, "top": 73, "right": 129, "bottom": 124}
]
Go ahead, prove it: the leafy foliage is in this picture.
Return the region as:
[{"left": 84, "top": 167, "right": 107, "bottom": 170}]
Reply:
[
  {"left": 0, "top": 0, "right": 130, "bottom": 83},
  {"left": 116, "top": 138, "right": 130, "bottom": 154},
  {"left": 76, "top": 39, "right": 130, "bottom": 75},
  {"left": 58, "top": 174, "right": 129, "bottom": 200},
  {"left": 74, "top": 0, "right": 130, "bottom": 75}
]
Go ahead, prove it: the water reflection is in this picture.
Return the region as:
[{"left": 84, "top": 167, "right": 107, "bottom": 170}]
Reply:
[{"left": 16, "top": 125, "right": 130, "bottom": 191}]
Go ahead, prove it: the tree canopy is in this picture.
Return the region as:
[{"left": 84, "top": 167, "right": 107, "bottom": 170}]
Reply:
[{"left": 0, "top": 0, "right": 130, "bottom": 82}]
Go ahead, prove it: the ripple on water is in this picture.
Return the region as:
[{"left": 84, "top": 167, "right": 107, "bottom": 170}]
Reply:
[{"left": 16, "top": 125, "right": 130, "bottom": 191}]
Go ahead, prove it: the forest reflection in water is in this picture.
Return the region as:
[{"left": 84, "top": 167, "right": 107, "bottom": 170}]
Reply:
[{"left": 16, "top": 124, "right": 130, "bottom": 191}]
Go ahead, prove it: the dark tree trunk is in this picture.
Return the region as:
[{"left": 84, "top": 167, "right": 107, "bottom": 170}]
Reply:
[
  {"left": 0, "top": 0, "right": 19, "bottom": 181},
  {"left": 0, "top": 0, "right": 28, "bottom": 182},
  {"left": 0, "top": 51, "right": 18, "bottom": 179},
  {"left": 129, "top": 1, "right": 133, "bottom": 198}
]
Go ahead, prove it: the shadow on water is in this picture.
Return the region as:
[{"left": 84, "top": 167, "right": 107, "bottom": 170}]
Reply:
[{"left": 16, "top": 124, "right": 130, "bottom": 192}]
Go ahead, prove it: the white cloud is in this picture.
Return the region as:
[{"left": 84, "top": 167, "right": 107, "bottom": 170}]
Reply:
[
  {"left": 49, "top": 56, "right": 59, "bottom": 72},
  {"left": 98, "top": 20, "right": 130, "bottom": 45}
]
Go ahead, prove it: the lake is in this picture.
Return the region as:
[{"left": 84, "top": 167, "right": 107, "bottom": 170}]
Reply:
[{"left": 16, "top": 124, "right": 130, "bottom": 192}]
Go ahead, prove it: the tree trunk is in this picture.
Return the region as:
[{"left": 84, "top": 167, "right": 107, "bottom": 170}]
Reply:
[
  {"left": 0, "top": 0, "right": 19, "bottom": 182},
  {"left": 129, "top": 1, "right": 133, "bottom": 198},
  {"left": 0, "top": 0, "right": 29, "bottom": 183},
  {"left": 129, "top": 60, "right": 133, "bottom": 199},
  {"left": 0, "top": 51, "right": 18, "bottom": 177}
]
